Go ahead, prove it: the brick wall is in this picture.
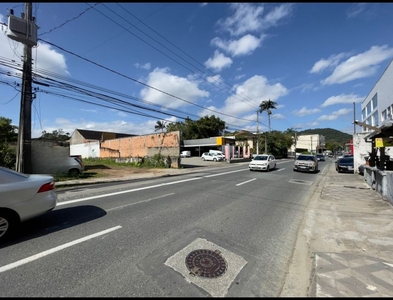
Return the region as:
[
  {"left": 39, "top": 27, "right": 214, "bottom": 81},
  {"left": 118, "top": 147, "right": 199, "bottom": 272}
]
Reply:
[{"left": 100, "top": 131, "right": 181, "bottom": 167}]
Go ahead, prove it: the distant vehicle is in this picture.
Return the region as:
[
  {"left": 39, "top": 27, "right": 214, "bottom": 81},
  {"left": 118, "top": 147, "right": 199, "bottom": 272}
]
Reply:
[
  {"left": 180, "top": 151, "right": 191, "bottom": 158},
  {"left": 209, "top": 150, "right": 224, "bottom": 156},
  {"left": 0, "top": 167, "right": 57, "bottom": 241},
  {"left": 201, "top": 152, "right": 223, "bottom": 162},
  {"left": 293, "top": 154, "right": 318, "bottom": 173},
  {"left": 316, "top": 154, "right": 325, "bottom": 161},
  {"left": 336, "top": 157, "right": 354, "bottom": 173},
  {"left": 249, "top": 154, "right": 276, "bottom": 172}
]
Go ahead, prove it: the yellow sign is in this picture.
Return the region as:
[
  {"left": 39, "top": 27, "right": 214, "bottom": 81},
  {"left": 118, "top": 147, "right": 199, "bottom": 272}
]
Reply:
[
  {"left": 375, "top": 138, "right": 384, "bottom": 147},
  {"left": 216, "top": 137, "right": 224, "bottom": 145}
]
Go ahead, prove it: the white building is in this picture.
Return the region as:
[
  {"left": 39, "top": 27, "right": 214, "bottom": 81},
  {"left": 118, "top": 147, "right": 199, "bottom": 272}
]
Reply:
[
  {"left": 361, "top": 58, "right": 393, "bottom": 130},
  {"left": 359, "top": 58, "right": 393, "bottom": 170},
  {"left": 289, "top": 134, "right": 325, "bottom": 154}
]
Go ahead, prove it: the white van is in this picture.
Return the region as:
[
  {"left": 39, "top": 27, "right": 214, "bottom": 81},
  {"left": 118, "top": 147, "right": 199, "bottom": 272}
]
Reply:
[{"left": 180, "top": 150, "right": 191, "bottom": 158}]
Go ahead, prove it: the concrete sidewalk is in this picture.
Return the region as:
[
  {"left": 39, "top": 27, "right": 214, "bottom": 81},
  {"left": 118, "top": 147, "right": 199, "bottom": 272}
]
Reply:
[{"left": 282, "top": 162, "right": 393, "bottom": 297}]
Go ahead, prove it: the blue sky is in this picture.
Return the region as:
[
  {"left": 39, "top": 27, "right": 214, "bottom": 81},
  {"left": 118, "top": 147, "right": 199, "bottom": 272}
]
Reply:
[{"left": 1, "top": 3, "right": 393, "bottom": 138}]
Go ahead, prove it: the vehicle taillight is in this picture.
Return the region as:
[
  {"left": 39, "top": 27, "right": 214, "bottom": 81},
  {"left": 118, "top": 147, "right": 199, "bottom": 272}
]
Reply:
[{"left": 38, "top": 181, "right": 55, "bottom": 193}]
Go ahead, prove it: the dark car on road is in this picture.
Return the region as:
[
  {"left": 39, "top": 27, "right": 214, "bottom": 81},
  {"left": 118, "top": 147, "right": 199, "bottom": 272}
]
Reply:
[
  {"left": 336, "top": 157, "right": 354, "bottom": 173},
  {"left": 316, "top": 154, "right": 325, "bottom": 161}
]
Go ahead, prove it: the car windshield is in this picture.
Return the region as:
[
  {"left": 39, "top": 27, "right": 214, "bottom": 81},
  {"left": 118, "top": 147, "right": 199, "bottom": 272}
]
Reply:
[
  {"left": 297, "top": 155, "right": 314, "bottom": 161},
  {"left": 254, "top": 156, "right": 268, "bottom": 161},
  {"left": 339, "top": 158, "right": 353, "bottom": 163}
]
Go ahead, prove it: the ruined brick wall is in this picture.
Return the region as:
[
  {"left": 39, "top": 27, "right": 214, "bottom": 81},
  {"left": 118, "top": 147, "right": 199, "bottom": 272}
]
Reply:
[{"left": 100, "top": 131, "right": 181, "bottom": 167}]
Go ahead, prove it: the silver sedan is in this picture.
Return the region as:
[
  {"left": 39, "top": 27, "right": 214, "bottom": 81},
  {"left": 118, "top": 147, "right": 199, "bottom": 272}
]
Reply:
[{"left": 0, "top": 167, "right": 58, "bottom": 242}]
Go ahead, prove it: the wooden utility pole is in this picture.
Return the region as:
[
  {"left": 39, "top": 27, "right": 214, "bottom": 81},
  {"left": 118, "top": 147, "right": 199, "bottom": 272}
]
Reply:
[{"left": 15, "top": 2, "right": 33, "bottom": 173}]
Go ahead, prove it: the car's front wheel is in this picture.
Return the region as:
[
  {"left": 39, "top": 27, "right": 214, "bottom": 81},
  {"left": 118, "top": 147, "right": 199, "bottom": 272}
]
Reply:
[
  {"left": 213, "top": 158, "right": 217, "bottom": 162},
  {"left": 0, "top": 210, "right": 18, "bottom": 242}
]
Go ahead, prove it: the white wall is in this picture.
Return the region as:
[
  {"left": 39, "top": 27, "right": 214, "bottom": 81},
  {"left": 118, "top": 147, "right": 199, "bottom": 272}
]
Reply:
[
  {"left": 353, "top": 133, "right": 372, "bottom": 173},
  {"left": 70, "top": 141, "right": 100, "bottom": 158}
]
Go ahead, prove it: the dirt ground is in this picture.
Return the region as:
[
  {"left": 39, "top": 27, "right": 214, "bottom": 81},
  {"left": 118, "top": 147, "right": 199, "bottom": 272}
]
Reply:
[{"left": 83, "top": 164, "right": 167, "bottom": 178}]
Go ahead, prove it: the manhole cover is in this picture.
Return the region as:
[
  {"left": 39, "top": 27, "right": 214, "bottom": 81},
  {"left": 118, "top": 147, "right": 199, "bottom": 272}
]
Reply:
[{"left": 185, "top": 249, "right": 227, "bottom": 278}]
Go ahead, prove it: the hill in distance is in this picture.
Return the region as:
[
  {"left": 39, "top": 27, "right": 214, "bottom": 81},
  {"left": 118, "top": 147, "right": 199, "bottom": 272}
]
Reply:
[{"left": 299, "top": 128, "right": 352, "bottom": 145}]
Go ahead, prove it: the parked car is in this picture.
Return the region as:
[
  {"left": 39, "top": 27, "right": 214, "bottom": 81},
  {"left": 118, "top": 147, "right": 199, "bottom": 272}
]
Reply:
[
  {"left": 249, "top": 154, "right": 276, "bottom": 172},
  {"left": 68, "top": 155, "right": 85, "bottom": 177},
  {"left": 316, "top": 154, "right": 325, "bottom": 161},
  {"left": 0, "top": 167, "right": 58, "bottom": 241},
  {"left": 180, "top": 151, "right": 191, "bottom": 158},
  {"left": 201, "top": 152, "right": 223, "bottom": 162},
  {"left": 293, "top": 154, "right": 319, "bottom": 173},
  {"left": 336, "top": 157, "right": 354, "bottom": 173}
]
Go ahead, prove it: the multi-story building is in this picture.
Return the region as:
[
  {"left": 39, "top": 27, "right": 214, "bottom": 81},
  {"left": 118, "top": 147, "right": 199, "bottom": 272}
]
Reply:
[{"left": 361, "top": 58, "right": 393, "bottom": 131}]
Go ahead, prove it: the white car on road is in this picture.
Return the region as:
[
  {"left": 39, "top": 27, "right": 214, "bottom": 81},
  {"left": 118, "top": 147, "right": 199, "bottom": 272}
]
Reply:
[
  {"left": 201, "top": 152, "right": 223, "bottom": 162},
  {"left": 249, "top": 154, "right": 276, "bottom": 171},
  {"left": 0, "top": 167, "right": 58, "bottom": 241}
]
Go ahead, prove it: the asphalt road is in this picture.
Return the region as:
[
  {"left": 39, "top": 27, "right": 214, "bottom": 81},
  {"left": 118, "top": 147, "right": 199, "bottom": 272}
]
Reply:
[{"left": 0, "top": 158, "right": 329, "bottom": 297}]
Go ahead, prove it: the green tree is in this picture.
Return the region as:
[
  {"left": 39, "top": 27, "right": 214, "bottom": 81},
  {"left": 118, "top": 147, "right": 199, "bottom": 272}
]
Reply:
[
  {"left": 166, "top": 116, "right": 226, "bottom": 140},
  {"left": 40, "top": 129, "right": 70, "bottom": 141},
  {"left": 0, "top": 117, "right": 18, "bottom": 168},
  {"left": 154, "top": 120, "right": 167, "bottom": 133},
  {"left": 265, "top": 130, "right": 293, "bottom": 158},
  {"left": 259, "top": 99, "right": 277, "bottom": 132}
]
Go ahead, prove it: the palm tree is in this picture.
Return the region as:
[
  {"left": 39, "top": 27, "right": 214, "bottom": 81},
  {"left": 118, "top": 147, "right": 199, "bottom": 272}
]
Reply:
[
  {"left": 154, "top": 120, "right": 167, "bottom": 132},
  {"left": 259, "top": 99, "right": 277, "bottom": 132}
]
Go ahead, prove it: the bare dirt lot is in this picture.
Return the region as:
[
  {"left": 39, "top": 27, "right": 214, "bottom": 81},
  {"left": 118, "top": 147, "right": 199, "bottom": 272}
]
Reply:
[{"left": 83, "top": 164, "right": 168, "bottom": 179}]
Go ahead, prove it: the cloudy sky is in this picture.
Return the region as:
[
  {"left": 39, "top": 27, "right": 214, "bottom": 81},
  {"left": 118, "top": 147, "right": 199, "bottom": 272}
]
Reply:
[{"left": 1, "top": 3, "right": 393, "bottom": 137}]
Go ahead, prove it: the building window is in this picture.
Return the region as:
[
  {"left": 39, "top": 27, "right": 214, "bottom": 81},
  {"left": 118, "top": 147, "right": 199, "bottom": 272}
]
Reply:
[
  {"left": 372, "top": 93, "right": 378, "bottom": 110},
  {"left": 382, "top": 110, "right": 387, "bottom": 122},
  {"left": 388, "top": 106, "right": 392, "bottom": 120},
  {"left": 362, "top": 108, "right": 366, "bottom": 121},
  {"left": 372, "top": 110, "right": 379, "bottom": 126},
  {"left": 366, "top": 101, "right": 372, "bottom": 116}
]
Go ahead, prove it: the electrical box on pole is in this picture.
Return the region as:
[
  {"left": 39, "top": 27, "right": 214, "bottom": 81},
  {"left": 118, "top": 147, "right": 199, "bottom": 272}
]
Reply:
[{"left": 6, "top": 10, "right": 38, "bottom": 46}]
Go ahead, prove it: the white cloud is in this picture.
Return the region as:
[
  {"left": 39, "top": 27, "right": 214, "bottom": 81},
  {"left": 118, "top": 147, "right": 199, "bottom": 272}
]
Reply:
[
  {"left": 204, "top": 50, "right": 233, "bottom": 72},
  {"left": 235, "top": 74, "right": 246, "bottom": 80},
  {"left": 0, "top": 29, "right": 70, "bottom": 77},
  {"left": 206, "top": 74, "right": 223, "bottom": 84},
  {"left": 321, "top": 45, "right": 393, "bottom": 85},
  {"left": 217, "top": 3, "right": 293, "bottom": 36},
  {"left": 32, "top": 116, "right": 179, "bottom": 138},
  {"left": 198, "top": 75, "right": 288, "bottom": 128},
  {"left": 139, "top": 67, "right": 209, "bottom": 109},
  {"left": 134, "top": 62, "right": 151, "bottom": 70},
  {"left": 309, "top": 53, "right": 348, "bottom": 74},
  {"left": 318, "top": 108, "right": 352, "bottom": 121},
  {"left": 292, "top": 107, "right": 321, "bottom": 117},
  {"left": 211, "top": 34, "right": 265, "bottom": 57},
  {"left": 321, "top": 93, "right": 364, "bottom": 107},
  {"left": 346, "top": 3, "right": 367, "bottom": 19}
]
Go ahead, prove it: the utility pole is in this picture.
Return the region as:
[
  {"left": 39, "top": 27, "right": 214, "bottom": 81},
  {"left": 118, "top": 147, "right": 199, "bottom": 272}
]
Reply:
[
  {"left": 256, "top": 111, "right": 259, "bottom": 155},
  {"left": 353, "top": 102, "right": 356, "bottom": 134},
  {"left": 12, "top": 3, "right": 34, "bottom": 173}
]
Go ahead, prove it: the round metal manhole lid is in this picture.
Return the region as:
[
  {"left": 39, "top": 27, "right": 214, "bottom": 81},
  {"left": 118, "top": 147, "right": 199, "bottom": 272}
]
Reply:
[{"left": 185, "top": 249, "right": 227, "bottom": 278}]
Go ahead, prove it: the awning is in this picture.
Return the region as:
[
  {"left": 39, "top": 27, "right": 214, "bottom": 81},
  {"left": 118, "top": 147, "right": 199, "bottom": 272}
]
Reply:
[{"left": 363, "top": 120, "right": 393, "bottom": 140}]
